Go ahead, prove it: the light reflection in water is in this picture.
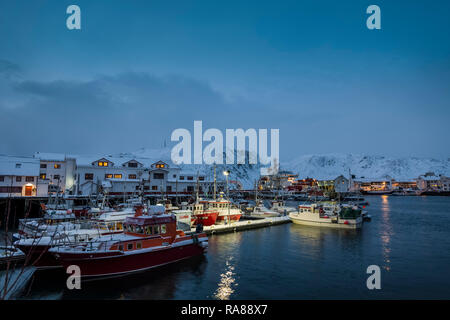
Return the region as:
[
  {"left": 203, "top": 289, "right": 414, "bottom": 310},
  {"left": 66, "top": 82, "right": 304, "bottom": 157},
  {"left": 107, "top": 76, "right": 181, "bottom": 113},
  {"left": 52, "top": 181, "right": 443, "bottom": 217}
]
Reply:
[
  {"left": 214, "top": 257, "right": 236, "bottom": 300},
  {"left": 381, "top": 195, "right": 393, "bottom": 271}
]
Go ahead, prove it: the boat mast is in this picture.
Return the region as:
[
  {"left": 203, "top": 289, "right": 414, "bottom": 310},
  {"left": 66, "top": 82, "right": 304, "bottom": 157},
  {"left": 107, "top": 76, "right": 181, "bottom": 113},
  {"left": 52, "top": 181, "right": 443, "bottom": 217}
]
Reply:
[{"left": 213, "top": 164, "right": 216, "bottom": 201}]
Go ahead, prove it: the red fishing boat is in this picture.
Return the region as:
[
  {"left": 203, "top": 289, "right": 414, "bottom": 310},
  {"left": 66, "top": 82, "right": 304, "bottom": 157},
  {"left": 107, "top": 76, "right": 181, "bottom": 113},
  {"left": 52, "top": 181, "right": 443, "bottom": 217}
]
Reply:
[
  {"left": 49, "top": 210, "right": 208, "bottom": 278},
  {"left": 200, "top": 198, "right": 242, "bottom": 224},
  {"left": 180, "top": 202, "right": 218, "bottom": 226}
]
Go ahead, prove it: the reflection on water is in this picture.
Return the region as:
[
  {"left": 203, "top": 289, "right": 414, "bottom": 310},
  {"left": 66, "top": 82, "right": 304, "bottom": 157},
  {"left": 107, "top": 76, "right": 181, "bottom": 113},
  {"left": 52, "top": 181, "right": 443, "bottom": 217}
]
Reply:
[
  {"left": 380, "top": 195, "right": 393, "bottom": 272},
  {"left": 15, "top": 196, "right": 450, "bottom": 299},
  {"left": 214, "top": 256, "right": 236, "bottom": 300}
]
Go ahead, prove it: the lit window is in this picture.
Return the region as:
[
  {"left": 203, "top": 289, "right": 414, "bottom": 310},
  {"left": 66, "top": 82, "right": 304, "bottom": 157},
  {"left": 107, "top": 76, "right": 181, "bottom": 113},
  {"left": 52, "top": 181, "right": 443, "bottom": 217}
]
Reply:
[
  {"left": 114, "top": 174, "right": 122, "bottom": 179},
  {"left": 105, "top": 174, "right": 113, "bottom": 179},
  {"left": 98, "top": 161, "right": 108, "bottom": 167},
  {"left": 136, "top": 242, "right": 142, "bottom": 249},
  {"left": 156, "top": 163, "right": 165, "bottom": 168},
  {"left": 128, "top": 174, "right": 137, "bottom": 179},
  {"left": 54, "top": 164, "right": 61, "bottom": 169}
]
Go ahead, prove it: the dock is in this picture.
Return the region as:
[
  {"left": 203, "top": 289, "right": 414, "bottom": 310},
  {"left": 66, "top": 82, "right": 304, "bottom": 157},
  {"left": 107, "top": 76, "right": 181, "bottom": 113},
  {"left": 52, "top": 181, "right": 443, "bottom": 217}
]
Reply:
[{"left": 189, "top": 216, "right": 292, "bottom": 235}]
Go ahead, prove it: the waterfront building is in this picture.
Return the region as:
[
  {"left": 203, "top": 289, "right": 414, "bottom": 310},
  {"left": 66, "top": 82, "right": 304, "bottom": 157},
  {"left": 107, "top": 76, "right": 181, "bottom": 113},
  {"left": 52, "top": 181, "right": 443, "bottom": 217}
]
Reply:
[
  {"left": 33, "top": 152, "right": 77, "bottom": 194},
  {"left": 0, "top": 155, "right": 45, "bottom": 197},
  {"left": 353, "top": 175, "right": 393, "bottom": 193},
  {"left": 416, "top": 172, "right": 449, "bottom": 192},
  {"left": 259, "top": 170, "right": 299, "bottom": 191}
]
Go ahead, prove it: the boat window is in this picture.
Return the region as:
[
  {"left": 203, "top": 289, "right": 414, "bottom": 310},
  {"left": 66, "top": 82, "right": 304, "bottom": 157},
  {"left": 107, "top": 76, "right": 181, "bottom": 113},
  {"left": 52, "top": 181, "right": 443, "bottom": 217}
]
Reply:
[
  {"left": 117, "top": 222, "right": 123, "bottom": 230},
  {"left": 161, "top": 224, "right": 167, "bottom": 234},
  {"left": 118, "top": 244, "right": 124, "bottom": 251},
  {"left": 153, "top": 225, "right": 160, "bottom": 234},
  {"left": 136, "top": 242, "right": 142, "bottom": 249},
  {"left": 145, "top": 226, "right": 152, "bottom": 235},
  {"left": 127, "top": 243, "right": 133, "bottom": 250}
]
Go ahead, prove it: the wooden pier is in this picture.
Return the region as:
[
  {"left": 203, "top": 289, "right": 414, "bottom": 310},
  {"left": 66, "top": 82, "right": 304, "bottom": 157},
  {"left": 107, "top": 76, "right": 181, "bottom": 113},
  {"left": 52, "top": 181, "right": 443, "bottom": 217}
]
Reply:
[{"left": 189, "top": 216, "right": 292, "bottom": 235}]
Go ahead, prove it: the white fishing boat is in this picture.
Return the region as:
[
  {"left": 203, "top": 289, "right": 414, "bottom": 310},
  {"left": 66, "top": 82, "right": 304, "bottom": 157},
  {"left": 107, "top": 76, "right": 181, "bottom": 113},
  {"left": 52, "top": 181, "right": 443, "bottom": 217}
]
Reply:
[
  {"left": 250, "top": 202, "right": 281, "bottom": 218},
  {"left": 270, "top": 200, "right": 296, "bottom": 215},
  {"left": 289, "top": 203, "right": 362, "bottom": 229}
]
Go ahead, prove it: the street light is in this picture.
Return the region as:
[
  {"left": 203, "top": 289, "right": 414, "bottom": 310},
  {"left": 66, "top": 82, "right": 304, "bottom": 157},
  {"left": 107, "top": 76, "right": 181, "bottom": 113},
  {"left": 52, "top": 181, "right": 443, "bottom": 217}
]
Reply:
[{"left": 223, "top": 170, "right": 230, "bottom": 224}]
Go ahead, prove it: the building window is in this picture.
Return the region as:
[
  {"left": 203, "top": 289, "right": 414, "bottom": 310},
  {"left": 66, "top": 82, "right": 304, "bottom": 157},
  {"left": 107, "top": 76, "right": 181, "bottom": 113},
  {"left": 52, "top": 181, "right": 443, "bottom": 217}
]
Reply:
[
  {"left": 0, "top": 176, "right": 4, "bottom": 182},
  {"left": 144, "top": 186, "right": 150, "bottom": 190},
  {"left": 153, "top": 173, "right": 164, "bottom": 179},
  {"left": 85, "top": 173, "right": 94, "bottom": 180},
  {"left": 16, "top": 176, "right": 22, "bottom": 182},
  {"left": 25, "top": 176, "right": 34, "bottom": 182},
  {"left": 54, "top": 164, "right": 61, "bottom": 169},
  {"left": 128, "top": 174, "right": 137, "bottom": 179},
  {"left": 15, "top": 163, "right": 21, "bottom": 168},
  {"left": 179, "top": 176, "right": 185, "bottom": 180},
  {"left": 128, "top": 162, "right": 138, "bottom": 168},
  {"left": 39, "top": 174, "right": 46, "bottom": 180},
  {"left": 187, "top": 186, "right": 194, "bottom": 192},
  {"left": 187, "top": 176, "right": 193, "bottom": 181},
  {"left": 98, "top": 161, "right": 108, "bottom": 167},
  {"left": 166, "top": 186, "right": 172, "bottom": 192},
  {"left": 199, "top": 176, "right": 205, "bottom": 181},
  {"left": 114, "top": 174, "right": 122, "bottom": 179},
  {"left": 40, "top": 164, "right": 47, "bottom": 169},
  {"left": 155, "top": 163, "right": 165, "bottom": 169},
  {"left": 53, "top": 175, "right": 60, "bottom": 180},
  {"left": 152, "top": 186, "right": 158, "bottom": 190},
  {"left": 105, "top": 174, "right": 113, "bottom": 179}
]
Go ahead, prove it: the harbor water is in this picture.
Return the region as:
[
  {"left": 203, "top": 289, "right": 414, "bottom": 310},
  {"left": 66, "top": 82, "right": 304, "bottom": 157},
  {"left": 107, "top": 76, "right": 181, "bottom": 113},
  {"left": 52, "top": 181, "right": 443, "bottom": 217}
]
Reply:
[{"left": 15, "top": 196, "right": 450, "bottom": 299}]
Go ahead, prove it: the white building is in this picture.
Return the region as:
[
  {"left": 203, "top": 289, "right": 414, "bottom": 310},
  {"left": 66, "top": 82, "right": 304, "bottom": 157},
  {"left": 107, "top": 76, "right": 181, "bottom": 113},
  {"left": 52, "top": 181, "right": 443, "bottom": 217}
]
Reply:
[
  {"left": 416, "top": 172, "right": 449, "bottom": 191},
  {"left": 33, "top": 152, "right": 76, "bottom": 194},
  {"left": 0, "top": 155, "right": 46, "bottom": 197},
  {"left": 334, "top": 175, "right": 350, "bottom": 193}
]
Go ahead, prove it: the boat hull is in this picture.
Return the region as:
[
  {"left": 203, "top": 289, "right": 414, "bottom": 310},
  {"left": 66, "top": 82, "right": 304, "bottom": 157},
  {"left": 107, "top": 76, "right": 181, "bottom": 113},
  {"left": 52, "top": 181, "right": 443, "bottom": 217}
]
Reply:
[
  {"left": 289, "top": 214, "right": 362, "bottom": 229},
  {"left": 191, "top": 212, "right": 218, "bottom": 226},
  {"left": 215, "top": 213, "right": 242, "bottom": 224},
  {"left": 52, "top": 242, "right": 207, "bottom": 278},
  {"left": 14, "top": 243, "right": 61, "bottom": 269}
]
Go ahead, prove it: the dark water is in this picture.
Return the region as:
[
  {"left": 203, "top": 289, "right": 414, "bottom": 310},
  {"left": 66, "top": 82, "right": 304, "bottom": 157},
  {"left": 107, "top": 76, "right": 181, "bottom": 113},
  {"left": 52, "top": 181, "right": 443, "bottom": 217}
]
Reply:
[{"left": 19, "top": 196, "right": 450, "bottom": 299}]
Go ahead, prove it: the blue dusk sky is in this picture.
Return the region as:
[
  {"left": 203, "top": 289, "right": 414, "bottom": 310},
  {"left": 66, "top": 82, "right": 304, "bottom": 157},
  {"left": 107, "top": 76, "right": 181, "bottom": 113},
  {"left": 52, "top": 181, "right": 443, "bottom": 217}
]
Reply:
[{"left": 0, "top": 0, "right": 449, "bottom": 161}]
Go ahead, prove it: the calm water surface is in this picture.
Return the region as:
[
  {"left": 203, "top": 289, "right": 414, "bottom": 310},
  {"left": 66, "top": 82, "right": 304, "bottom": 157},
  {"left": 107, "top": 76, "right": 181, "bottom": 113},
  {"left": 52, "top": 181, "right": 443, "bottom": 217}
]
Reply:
[{"left": 19, "top": 196, "right": 450, "bottom": 299}]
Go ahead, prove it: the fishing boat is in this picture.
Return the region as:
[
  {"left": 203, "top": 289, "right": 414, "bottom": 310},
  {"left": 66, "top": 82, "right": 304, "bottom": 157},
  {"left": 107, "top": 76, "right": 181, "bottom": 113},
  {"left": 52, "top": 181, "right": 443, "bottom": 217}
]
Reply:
[
  {"left": 0, "top": 246, "right": 25, "bottom": 270},
  {"left": 180, "top": 202, "right": 218, "bottom": 227},
  {"left": 270, "top": 200, "right": 296, "bottom": 215},
  {"left": 200, "top": 197, "right": 242, "bottom": 224},
  {"left": 13, "top": 206, "right": 139, "bottom": 269},
  {"left": 49, "top": 210, "right": 208, "bottom": 278},
  {"left": 249, "top": 201, "right": 280, "bottom": 218},
  {"left": 289, "top": 203, "right": 363, "bottom": 229}
]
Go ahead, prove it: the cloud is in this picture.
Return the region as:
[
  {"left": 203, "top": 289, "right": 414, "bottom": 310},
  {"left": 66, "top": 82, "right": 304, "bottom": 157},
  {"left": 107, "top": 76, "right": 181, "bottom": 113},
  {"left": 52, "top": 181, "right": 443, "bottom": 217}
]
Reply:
[{"left": 0, "top": 62, "right": 268, "bottom": 156}]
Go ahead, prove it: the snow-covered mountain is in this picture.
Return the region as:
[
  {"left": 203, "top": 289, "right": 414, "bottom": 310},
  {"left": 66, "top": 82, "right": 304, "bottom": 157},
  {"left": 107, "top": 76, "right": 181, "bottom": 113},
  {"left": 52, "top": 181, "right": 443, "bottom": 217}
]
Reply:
[
  {"left": 284, "top": 154, "right": 450, "bottom": 181},
  {"left": 119, "top": 148, "right": 450, "bottom": 188}
]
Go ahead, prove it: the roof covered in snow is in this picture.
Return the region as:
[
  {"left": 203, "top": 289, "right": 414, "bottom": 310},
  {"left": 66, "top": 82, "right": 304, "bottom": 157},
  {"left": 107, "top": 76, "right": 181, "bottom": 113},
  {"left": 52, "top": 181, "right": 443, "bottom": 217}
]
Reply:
[{"left": 0, "top": 155, "right": 40, "bottom": 176}]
